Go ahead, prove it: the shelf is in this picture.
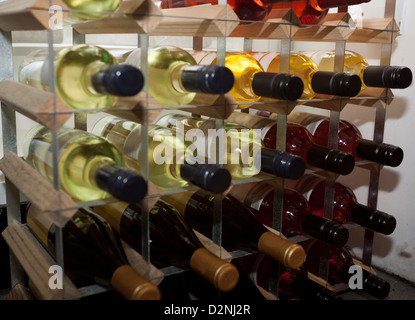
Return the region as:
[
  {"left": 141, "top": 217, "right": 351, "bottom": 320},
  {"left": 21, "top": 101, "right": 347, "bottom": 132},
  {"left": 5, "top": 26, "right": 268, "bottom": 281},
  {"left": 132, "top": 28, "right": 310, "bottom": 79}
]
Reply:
[
  {"left": 73, "top": 0, "right": 161, "bottom": 35},
  {"left": 2, "top": 220, "right": 81, "bottom": 300},
  {"left": 347, "top": 17, "right": 400, "bottom": 43},
  {"left": 0, "top": 151, "right": 77, "bottom": 227},
  {"left": 0, "top": 80, "right": 73, "bottom": 130}
]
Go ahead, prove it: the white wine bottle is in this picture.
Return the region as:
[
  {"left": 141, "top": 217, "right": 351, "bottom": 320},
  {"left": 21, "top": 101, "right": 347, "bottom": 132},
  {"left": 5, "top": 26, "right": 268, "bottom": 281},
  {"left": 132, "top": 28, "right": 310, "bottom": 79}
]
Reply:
[
  {"left": 26, "top": 203, "right": 161, "bottom": 300},
  {"left": 91, "top": 115, "right": 232, "bottom": 194},
  {"left": 155, "top": 113, "right": 306, "bottom": 180},
  {"left": 23, "top": 125, "right": 148, "bottom": 203},
  {"left": 62, "top": 0, "right": 122, "bottom": 24},
  {"left": 19, "top": 44, "right": 144, "bottom": 110},
  {"left": 300, "top": 50, "right": 412, "bottom": 94},
  {"left": 122, "top": 46, "right": 234, "bottom": 106},
  {"left": 250, "top": 51, "right": 362, "bottom": 99},
  {"left": 190, "top": 50, "right": 304, "bottom": 104}
]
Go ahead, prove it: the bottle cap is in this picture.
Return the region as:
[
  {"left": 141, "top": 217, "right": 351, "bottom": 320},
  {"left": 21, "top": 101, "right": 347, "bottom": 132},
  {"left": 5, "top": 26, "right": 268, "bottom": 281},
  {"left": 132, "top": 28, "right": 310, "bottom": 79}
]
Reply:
[
  {"left": 356, "top": 139, "right": 404, "bottom": 167},
  {"left": 301, "top": 214, "right": 349, "bottom": 247},
  {"left": 111, "top": 265, "right": 161, "bottom": 300},
  {"left": 306, "top": 144, "right": 355, "bottom": 175},
  {"left": 260, "top": 148, "right": 306, "bottom": 180},
  {"left": 363, "top": 66, "right": 412, "bottom": 89},
  {"left": 258, "top": 231, "right": 306, "bottom": 269},
  {"left": 311, "top": 71, "right": 362, "bottom": 97},
  {"left": 180, "top": 162, "right": 232, "bottom": 194},
  {"left": 252, "top": 72, "right": 304, "bottom": 101},
  {"left": 95, "top": 164, "right": 148, "bottom": 203},
  {"left": 92, "top": 65, "right": 144, "bottom": 96},
  {"left": 350, "top": 204, "right": 397, "bottom": 235},
  {"left": 181, "top": 65, "right": 235, "bottom": 94},
  {"left": 190, "top": 248, "right": 240, "bottom": 292},
  {"left": 362, "top": 269, "right": 391, "bottom": 300}
]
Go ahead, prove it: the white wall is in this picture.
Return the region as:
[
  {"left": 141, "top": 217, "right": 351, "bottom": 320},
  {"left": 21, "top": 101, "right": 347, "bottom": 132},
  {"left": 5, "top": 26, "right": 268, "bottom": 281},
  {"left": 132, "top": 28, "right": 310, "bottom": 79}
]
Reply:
[{"left": 2, "top": 0, "right": 414, "bottom": 283}]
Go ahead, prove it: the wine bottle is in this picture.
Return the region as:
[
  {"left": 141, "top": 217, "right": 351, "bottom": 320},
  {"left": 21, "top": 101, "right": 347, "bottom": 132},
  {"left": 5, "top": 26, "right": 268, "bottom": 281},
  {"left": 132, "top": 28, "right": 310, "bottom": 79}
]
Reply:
[
  {"left": 91, "top": 115, "right": 232, "bottom": 194},
  {"left": 250, "top": 51, "right": 362, "bottom": 99},
  {"left": 189, "top": 50, "right": 304, "bottom": 103},
  {"left": 154, "top": 112, "right": 306, "bottom": 180},
  {"left": 89, "top": 199, "right": 240, "bottom": 292},
  {"left": 122, "top": 46, "right": 234, "bottom": 106},
  {"left": 157, "top": 0, "right": 287, "bottom": 22},
  {"left": 162, "top": 190, "right": 306, "bottom": 269},
  {"left": 286, "top": 110, "right": 404, "bottom": 167},
  {"left": 308, "top": 179, "right": 397, "bottom": 235},
  {"left": 227, "top": 112, "right": 355, "bottom": 175},
  {"left": 26, "top": 204, "right": 161, "bottom": 300},
  {"left": 273, "top": 0, "right": 371, "bottom": 25},
  {"left": 304, "top": 240, "right": 390, "bottom": 299},
  {"left": 62, "top": 0, "right": 122, "bottom": 23},
  {"left": 22, "top": 124, "right": 148, "bottom": 203},
  {"left": 301, "top": 50, "right": 412, "bottom": 94},
  {"left": 229, "top": 182, "right": 349, "bottom": 247},
  {"left": 234, "top": 253, "right": 343, "bottom": 300},
  {"left": 18, "top": 45, "right": 144, "bottom": 110},
  {"left": 178, "top": 262, "right": 268, "bottom": 301}
]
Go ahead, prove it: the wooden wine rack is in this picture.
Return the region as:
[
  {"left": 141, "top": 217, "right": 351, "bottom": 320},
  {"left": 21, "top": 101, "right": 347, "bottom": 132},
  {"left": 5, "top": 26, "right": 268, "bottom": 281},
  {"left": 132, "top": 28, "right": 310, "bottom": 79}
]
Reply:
[{"left": 0, "top": 0, "right": 402, "bottom": 300}]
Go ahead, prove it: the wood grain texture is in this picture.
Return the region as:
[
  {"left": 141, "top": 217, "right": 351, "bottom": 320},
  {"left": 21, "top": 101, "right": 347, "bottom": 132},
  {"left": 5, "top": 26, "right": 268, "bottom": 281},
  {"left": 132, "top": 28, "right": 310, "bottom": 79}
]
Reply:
[
  {"left": 2, "top": 221, "right": 81, "bottom": 300},
  {"left": 0, "top": 151, "right": 77, "bottom": 227},
  {"left": 0, "top": 80, "right": 72, "bottom": 130}
]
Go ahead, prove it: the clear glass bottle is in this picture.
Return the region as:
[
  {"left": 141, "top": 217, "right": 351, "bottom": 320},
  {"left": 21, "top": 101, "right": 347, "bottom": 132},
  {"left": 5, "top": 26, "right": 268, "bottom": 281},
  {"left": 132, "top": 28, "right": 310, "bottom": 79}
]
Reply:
[
  {"left": 190, "top": 50, "right": 304, "bottom": 104},
  {"left": 155, "top": 113, "right": 306, "bottom": 180},
  {"left": 250, "top": 51, "right": 362, "bottom": 99},
  {"left": 23, "top": 124, "right": 148, "bottom": 203},
  {"left": 91, "top": 115, "right": 232, "bottom": 194},
  {"left": 123, "top": 46, "right": 234, "bottom": 106},
  {"left": 301, "top": 50, "right": 412, "bottom": 94},
  {"left": 18, "top": 44, "right": 144, "bottom": 110}
]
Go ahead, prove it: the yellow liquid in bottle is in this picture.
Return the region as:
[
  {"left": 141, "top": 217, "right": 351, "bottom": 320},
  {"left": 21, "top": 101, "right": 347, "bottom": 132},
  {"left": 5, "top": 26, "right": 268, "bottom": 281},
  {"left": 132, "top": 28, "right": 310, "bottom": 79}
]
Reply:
[
  {"left": 63, "top": 0, "right": 122, "bottom": 22},
  {"left": 253, "top": 52, "right": 318, "bottom": 100},
  {"left": 304, "top": 50, "right": 368, "bottom": 93},
  {"left": 18, "top": 45, "right": 117, "bottom": 110},
  {"left": 23, "top": 125, "right": 124, "bottom": 201},
  {"left": 92, "top": 116, "right": 191, "bottom": 190}
]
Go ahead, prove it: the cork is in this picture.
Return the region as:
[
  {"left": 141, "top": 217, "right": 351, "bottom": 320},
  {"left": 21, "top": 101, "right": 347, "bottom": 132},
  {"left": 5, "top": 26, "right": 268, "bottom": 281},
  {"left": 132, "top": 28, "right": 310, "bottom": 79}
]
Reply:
[
  {"left": 258, "top": 231, "right": 306, "bottom": 269},
  {"left": 111, "top": 265, "right": 161, "bottom": 300},
  {"left": 190, "top": 248, "right": 239, "bottom": 292}
]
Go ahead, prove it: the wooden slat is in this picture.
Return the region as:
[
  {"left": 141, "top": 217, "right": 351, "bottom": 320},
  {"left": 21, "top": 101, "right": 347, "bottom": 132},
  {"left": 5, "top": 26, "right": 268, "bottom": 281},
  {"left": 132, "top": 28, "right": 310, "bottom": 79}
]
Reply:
[
  {"left": 348, "top": 87, "right": 394, "bottom": 108},
  {"left": 230, "top": 9, "right": 300, "bottom": 40},
  {"left": 151, "top": 4, "right": 240, "bottom": 37},
  {"left": 0, "top": 151, "right": 77, "bottom": 227},
  {"left": 348, "top": 18, "right": 400, "bottom": 43},
  {"left": 2, "top": 221, "right": 81, "bottom": 300},
  {"left": 73, "top": 0, "right": 161, "bottom": 35},
  {"left": 5, "top": 284, "right": 35, "bottom": 300},
  {"left": 292, "top": 12, "right": 355, "bottom": 42},
  {"left": 0, "top": 0, "right": 68, "bottom": 31},
  {"left": 0, "top": 80, "right": 72, "bottom": 130}
]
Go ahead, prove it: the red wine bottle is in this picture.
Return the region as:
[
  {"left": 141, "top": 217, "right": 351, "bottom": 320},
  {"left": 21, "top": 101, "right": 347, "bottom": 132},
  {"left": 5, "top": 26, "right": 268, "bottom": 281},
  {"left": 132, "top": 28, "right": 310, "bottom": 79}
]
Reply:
[
  {"left": 230, "top": 182, "right": 349, "bottom": 247},
  {"left": 26, "top": 204, "right": 161, "bottom": 300},
  {"left": 162, "top": 190, "right": 306, "bottom": 269},
  {"left": 286, "top": 110, "right": 404, "bottom": 167},
  {"left": 158, "top": 0, "right": 287, "bottom": 22},
  {"left": 234, "top": 253, "right": 343, "bottom": 300},
  {"left": 90, "top": 199, "right": 240, "bottom": 292},
  {"left": 308, "top": 179, "right": 397, "bottom": 235},
  {"left": 227, "top": 112, "right": 355, "bottom": 175},
  {"left": 304, "top": 240, "right": 390, "bottom": 299},
  {"left": 273, "top": 0, "right": 371, "bottom": 25}
]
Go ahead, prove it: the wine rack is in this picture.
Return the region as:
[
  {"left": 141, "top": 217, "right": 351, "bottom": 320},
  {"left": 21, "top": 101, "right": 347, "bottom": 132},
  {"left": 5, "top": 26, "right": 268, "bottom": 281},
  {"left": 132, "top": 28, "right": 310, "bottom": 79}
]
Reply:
[{"left": 0, "top": 0, "right": 402, "bottom": 300}]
